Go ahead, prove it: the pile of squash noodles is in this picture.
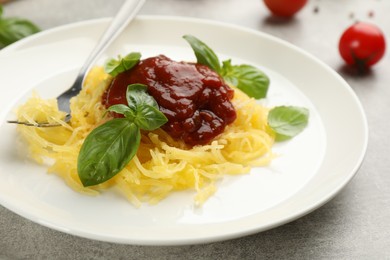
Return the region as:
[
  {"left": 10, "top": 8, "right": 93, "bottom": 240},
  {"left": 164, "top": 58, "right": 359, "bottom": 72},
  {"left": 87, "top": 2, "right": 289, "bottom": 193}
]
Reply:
[{"left": 16, "top": 66, "right": 275, "bottom": 207}]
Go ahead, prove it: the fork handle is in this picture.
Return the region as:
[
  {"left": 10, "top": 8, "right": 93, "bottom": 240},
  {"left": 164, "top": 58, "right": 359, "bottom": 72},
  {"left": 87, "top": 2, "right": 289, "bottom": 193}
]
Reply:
[{"left": 73, "top": 0, "right": 145, "bottom": 90}]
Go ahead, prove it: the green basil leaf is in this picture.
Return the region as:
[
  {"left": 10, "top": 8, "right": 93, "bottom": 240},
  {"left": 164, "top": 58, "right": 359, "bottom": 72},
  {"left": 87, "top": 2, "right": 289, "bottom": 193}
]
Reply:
[
  {"left": 106, "top": 104, "right": 131, "bottom": 116},
  {"left": 133, "top": 105, "right": 168, "bottom": 131},
  {"left": 104, "top": 52, "right": 141, "bottom": 77},
  {"left": 0, "top": 17, "right": 40, "bottom": 48},
  {"left": 126, "top": 84, "right": 158, "bottom": 110},
  {"left": 268, "top": 106, "right": 309, "bottom": 141},
  {"left": 182, "top": 35, "right": 271, "bottom": 99},
  {"left": 104, "top": 59, "right": 121, "bottom": 75},
  {"left": 222, "top": 59, "right": 270, "bottom": 99},
  {"left": 183, "top": 34, "right": 221, "bottom": 73},
  {"left": 77, "top": 119, "right": 140, "bottom": 186},
  {"left": 122, "top": 52, "right": 141, "bottom": 68},
  {"left": 124, "top": 84, "right": 167, "bottom": 130},
  {"left": 0, "top": 5, "right": 3, "bottom": 17}
]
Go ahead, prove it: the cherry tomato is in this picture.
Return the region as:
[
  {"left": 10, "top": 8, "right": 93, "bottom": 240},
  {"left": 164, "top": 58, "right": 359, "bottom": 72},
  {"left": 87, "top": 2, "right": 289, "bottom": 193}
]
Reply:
[
  {"left": 263, "top": 0, "right": 308, "bottom": 17},
  {"left": 339, "top": 22, "right": 386, "bottom": 69}
]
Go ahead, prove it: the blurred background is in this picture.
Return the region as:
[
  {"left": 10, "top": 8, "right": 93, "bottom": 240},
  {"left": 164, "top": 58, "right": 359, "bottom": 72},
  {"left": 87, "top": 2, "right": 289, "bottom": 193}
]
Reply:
[{"left": 2, "top": 0, "right": 389, "bottom": 68}]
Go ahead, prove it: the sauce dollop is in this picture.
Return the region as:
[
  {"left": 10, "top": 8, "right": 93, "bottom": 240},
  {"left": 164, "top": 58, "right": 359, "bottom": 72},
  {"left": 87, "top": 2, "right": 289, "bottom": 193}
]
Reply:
[{"left": 102, "top": 55, "right": 236, "bottom": 146}]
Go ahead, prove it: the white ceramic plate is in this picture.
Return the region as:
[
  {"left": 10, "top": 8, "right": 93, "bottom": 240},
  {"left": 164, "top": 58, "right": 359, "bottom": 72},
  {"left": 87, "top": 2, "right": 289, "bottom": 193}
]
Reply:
[{"left": 0, "top": 16, "right": 367, "bottom": 245}]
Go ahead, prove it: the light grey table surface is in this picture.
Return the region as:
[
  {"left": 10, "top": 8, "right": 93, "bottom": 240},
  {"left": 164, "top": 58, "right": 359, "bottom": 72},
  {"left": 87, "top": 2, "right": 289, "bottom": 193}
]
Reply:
[{"left": 1, "top": 0, "right": 390, "bottom": 259}]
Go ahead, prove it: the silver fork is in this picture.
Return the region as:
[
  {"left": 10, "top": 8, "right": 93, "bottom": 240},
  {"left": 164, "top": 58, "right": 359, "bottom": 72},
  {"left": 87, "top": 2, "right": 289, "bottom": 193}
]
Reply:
[{"left": 8, "top": 0, "right": 145, "bottom": 127}]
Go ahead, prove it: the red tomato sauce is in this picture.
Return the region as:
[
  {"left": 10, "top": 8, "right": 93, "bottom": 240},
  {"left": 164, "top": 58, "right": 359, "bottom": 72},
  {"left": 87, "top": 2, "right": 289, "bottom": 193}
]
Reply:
[{"left": 102, "top": 55, "right": 236, "bottom": 146}]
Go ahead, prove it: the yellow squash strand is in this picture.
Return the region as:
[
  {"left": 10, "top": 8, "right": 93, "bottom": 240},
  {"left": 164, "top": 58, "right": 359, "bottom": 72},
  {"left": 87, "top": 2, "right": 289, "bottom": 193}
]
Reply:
[{"left": 16, "top": 66, "right": 275, "bottom": 207}]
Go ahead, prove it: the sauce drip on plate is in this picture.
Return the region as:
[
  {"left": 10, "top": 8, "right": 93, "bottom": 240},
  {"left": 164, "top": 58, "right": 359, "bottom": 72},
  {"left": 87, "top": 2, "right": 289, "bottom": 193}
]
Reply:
[{"left": 103, "top": 55, "right": 236, "bottom": 146}]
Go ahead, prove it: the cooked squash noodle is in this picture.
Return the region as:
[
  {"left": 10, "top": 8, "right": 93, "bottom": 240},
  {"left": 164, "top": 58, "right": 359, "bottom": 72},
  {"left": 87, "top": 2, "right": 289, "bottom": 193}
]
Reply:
[{"left": 16, "top": 66, "right": 275, "bottom": 206}]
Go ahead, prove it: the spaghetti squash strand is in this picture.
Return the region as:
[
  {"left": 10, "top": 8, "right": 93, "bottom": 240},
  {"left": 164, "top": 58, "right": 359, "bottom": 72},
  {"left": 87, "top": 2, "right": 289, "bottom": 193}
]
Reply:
[{"left": 16, "top": 66, "right": 274, "bottom": 207}]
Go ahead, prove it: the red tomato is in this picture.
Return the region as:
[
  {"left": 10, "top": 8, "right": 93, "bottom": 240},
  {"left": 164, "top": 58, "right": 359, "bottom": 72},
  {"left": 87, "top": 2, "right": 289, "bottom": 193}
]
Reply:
[
  {"left": 263, "top": 0, "right": 308, "bottom": 17},
  {"left": 339, "top": 22, "right": 386, "bottom": 69}
]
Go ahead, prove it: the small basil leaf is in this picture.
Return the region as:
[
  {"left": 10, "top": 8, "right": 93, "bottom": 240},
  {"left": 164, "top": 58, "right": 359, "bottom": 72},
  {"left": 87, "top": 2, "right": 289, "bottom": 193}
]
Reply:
[
  {"left": 134, "top": 105, "right": 168, "bottom": 131},
  {"left": 126, "top": 84, "right": 158, "bottom": 110},
  {"left": 123, "top": 110, "right": 136, "bottom": 121},
  {"left": 107, "top": 104, "right": 131, "bottom": 116},
  {"left": 124, "top": 84, "right": 167, "bottom": 130},
  {"left": 268, "top": 106, "right": 309, "bottom": 141},
  {"left": 104, "top": 59, "right": 120, "bottom": 75},
  {"left": 0, "top": 17, "right": 40, "bottom": 48},
  {"left": 104, "top": 52, "right": 141, "bottom": 77},
  {"left": 77, "top": 119, "right": 140, "bottom": 186},
  {"left": 122, "top": 52, "right": 141, "bottom": 69},
  {"left": 222, "top": 59, "right": 270, "bottom": 99},
  {"left": 183, "top": 34, "right": 221, "bottom": 73}
]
